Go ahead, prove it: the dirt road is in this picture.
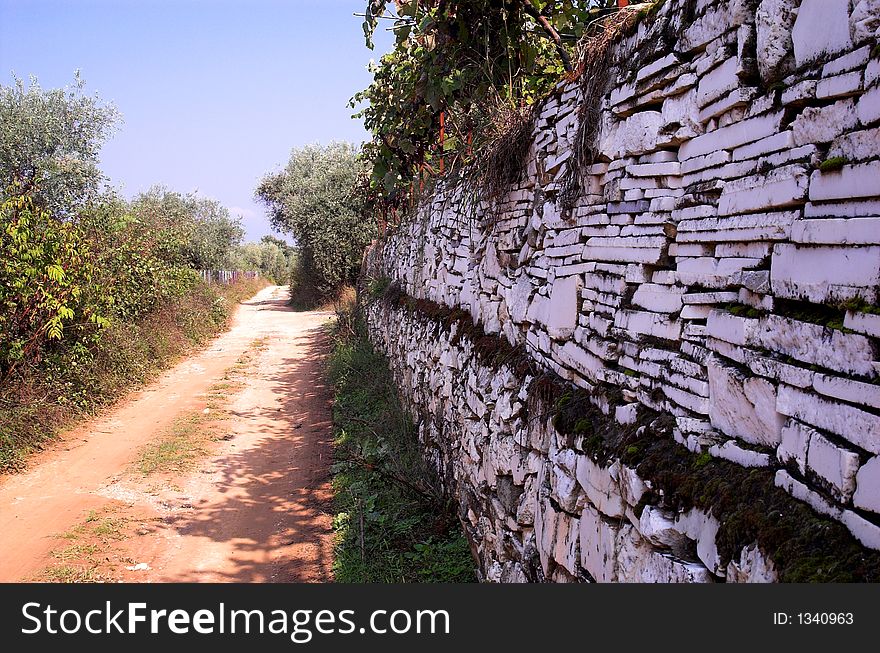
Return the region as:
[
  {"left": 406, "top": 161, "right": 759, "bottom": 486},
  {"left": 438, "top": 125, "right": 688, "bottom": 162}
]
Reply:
[{"left": 0, "top": 285, "right": 336, "bottom": 582}]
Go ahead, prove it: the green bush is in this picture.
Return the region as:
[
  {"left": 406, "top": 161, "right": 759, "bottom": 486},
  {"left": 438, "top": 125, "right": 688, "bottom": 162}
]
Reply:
[
  {"left": 256, "top": 143, "right": 375, "bottom": 300},
  {"left": 0, "top": 192, "right": 107, "bottom": 383}
]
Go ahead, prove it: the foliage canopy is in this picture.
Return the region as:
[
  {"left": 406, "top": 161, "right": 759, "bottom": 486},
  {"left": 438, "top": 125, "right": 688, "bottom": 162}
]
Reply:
[
  {"left": 353, "top": 0, "right": 619, "bottom": 213},
  {"left": 255, "top": 142, "right": 374, "bottom": 298},
  {"left": 0, "top": 73, "right": 120, "bottom": 216}
]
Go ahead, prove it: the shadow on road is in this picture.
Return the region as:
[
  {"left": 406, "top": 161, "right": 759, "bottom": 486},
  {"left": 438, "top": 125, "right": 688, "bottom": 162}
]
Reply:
[{"left": 157, "top": 322, "right": 336, "bottom": 583}]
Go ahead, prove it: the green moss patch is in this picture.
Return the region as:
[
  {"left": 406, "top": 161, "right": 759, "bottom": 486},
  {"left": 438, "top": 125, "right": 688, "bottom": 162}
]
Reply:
[{"left": 818, "top": 157, "right": 848, "bottom": 173}]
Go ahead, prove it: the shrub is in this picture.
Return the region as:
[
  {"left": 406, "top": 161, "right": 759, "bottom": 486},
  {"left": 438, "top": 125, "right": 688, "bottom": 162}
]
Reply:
[{"left": 256, "top": 143, "right": 375, "bottom": 301}]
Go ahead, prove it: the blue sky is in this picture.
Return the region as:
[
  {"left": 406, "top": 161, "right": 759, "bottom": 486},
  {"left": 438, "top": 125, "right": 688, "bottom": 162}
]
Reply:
[{"left": 0, "top": 0, "right": 393, "bottom": 240}]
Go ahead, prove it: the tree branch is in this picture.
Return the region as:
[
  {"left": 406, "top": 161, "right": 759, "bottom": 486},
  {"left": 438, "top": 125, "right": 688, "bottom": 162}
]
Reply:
[{"left": 519, "top": 0, "right": 573, "bottom": 72}]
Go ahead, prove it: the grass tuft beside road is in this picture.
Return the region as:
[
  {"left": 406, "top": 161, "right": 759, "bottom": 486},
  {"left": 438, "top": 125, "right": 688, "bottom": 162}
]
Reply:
[{"left": 327, "top": 308, "right": 475, "bottom": 583}]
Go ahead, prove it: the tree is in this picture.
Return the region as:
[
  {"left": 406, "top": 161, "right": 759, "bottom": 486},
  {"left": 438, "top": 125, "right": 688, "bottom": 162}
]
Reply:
[
  {"left": 129, "top": 186, "right": 244, "bottom": 270},
  {"left": 0, "top": 73, "right": 120, "bottom": 216},
  {"left": 255, "top": 142, "right": 374, "bottom": 298},
  {"left": 0, "top": 192, "right": 106, "bottom": 381},
  {"left": 229, "top": 240, "right": 292, "bottom": 284}
]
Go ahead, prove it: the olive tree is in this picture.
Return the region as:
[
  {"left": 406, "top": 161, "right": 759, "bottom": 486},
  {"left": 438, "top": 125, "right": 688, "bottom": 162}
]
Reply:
[
  {"left": 0, "top": 73, "right": 120, "bottom": 215},
  {"left": 255, "top": 142, "right": 374, "bottom": 298},
  {"left": 129, "top": 186, "right": 244, "bottom": 270}
]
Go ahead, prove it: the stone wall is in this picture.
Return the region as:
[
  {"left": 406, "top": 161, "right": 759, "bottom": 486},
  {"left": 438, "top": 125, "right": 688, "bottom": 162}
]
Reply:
[{"left": 362, "top": 0, "right": 880, "bottom": 581}]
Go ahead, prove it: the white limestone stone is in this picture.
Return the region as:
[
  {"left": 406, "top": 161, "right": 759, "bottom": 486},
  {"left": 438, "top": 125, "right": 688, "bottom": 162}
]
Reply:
[
  {"left": 618, "top": 465, "right": 647, "bottom": 508},
  {"left": 681, "top": 149, "right": 731, "bottom": 174},
  {"left": 507, "top": 275, "right": 533, "bottom": 324},
  {"left": 806, "top": 430, "right": 861, "bottom": 501},
  {"left": 679, "top": 112, "right": 783, "bottom": 160},
  {"left": 853, "top": 456, "right": 880, "bottom": 513},
  {"left": 841, "top": 510, "right": 880, "bottom": 549},
  {"left": 683, "top": 258, "right": 763, "bottom": 289},
  {"left": 844, "top": 310, "right": 880, "bottom": 337},
  {"left": 792, "top": 99, "right": 859, "bottom": 145},
  {"left": 813, "top": 373, "right": 880, "bottom": 410},
  {"left": 671, "top": 243, "right": 715, "bottom": 257},
  {"left": 677, "top": 211, "right": 798, "bottom": 243},
  {"left": 627, "top": 161, "right": 681, "bottom": 177},
  {"left": 613, "top": 310, "right": 682, "bottom": 340},
  {"left": 681, "top": 3, "right": 732, "bottom": 52},
  {"left": 850, "top": 0, "right": 880, "bottom": 44},
  {"left": 680, "top": 304, "right": 713, "bottom": 320},
  {"left": 791, "top": 0, "right": 854, "bottom": 66},
  {"left": 708, "top": 439, "right": 772, "bottom": 467},
  {"left": 857, "top": 84, "right": 880, "bottom": 125},
  {"left": 706, "top": 310, "right": 758, "bottom": 346},
  {"left": 726, "top": 544, "right": 778, "bottom": 582},
  {"left": 732, "top": 130, "right": 794, "bottom": 160},
  {"left": 552, "top": 512, "right": 581, "bottom": 576},
  {"left": 790, "top": 217, "right": 880, "bottom": 244},
  {"left": 639, "top": 506, "right": 694, "bottom": 550},
  {"left": 673, "top": 508, "right": 723, "bottom": 574},
  {"left": 535, "top": 498, "right": 558, "bottom": 576},
  {"left": 756, "top": 0, "right": 798, "bottom": 83},
  {"left": 616, "top": 531, "right": 714, "bottom": 583},
  {"left": 603, "top": 111, "right": 664, "bottom": 158},
  {"left": 717, "top": 165, "right": 809, "bottom": 215},
  {"left": 575, "top": 456, "right": 625, "bottom": 519},
  {"left": 661, "top": 91, "right": 703, "bottom": 141},
  {"left": 776, "top": 419, "right": 815, "bottom": 473},
  {"left": 804, "top": 198, "right": 880, "bottom": 218},
  {"left": 632, "top": 283, "right": 685, "bottom": 313},
  {"left": 770, "top": 243, "right": 880, "bottom": 303},
  {"left": 578, "top": 504, "right": 618, "bottom": 582},
  {"left": 638, "top": 54, "right": 680, "bottom": 82},
  {"left": 614, "top": 403, "right": 639, "bottom": 426},
  {"left": 545, "top": 274, "right": 580, "bottom": 339},
  {"left": 777, "top": 384, "right": 880, "bottom": 454},
  {"left": 697, "top": 57, "right": 740, "bottom": 108},
  {"left": 828, "top": 126, "right": 880, "bottom": 161},
  {"left": 738, "top": 270, "right": 771, "bottom": 293},
  {"left": 717, "top": 242, "right": 772, "bottom": 259},
  {"left": 707, "top": 359, "right": 784, "bottom": 447},
  {"left": 816, "top": 71, "right": 863, "bottom": 99},
  {"left": 775, "top": 469, "right": 842, "bottom": 519},
  {"left": 756, "top": 315, "right": 878, "bottom": 378},
  {"left": 823, "top": 45, "right": 872, "bottom": 77},
  {"left": 868, "top": 58, "right": 880, "bottom": 87},
  {"left": 555, "top": 341, "right": 604, "bottom": 380},
  {"left": 782, "top": 79, "right": 818, "bottom": 105}
]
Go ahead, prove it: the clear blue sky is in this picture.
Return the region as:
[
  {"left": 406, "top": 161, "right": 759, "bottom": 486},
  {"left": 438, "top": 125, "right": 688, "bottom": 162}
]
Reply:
[{"left": 0, "top": 0, "right": 393, "bottom": 241}]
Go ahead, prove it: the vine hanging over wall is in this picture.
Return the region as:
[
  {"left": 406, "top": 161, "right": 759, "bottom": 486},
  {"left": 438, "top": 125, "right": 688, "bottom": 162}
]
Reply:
[{"left": 352, "top": 0, "right": 624, "bottom": 223}]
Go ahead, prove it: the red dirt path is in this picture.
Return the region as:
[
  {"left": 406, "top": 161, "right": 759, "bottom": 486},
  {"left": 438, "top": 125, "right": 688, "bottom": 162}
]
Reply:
[{"left": 0, "top": 285, "right": 336, "bottom": 582}]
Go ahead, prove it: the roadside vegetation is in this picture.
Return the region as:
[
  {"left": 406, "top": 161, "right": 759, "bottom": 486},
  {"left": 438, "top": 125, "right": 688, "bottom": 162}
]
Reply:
[
  {"left": 354, "top": 0, "right": 624, "bottom": 219},
  {"left": 327, "top": 307, "right": 475, "bottom": 582},
  {"left": 256, "top": 142, "right": 375, "bottom": 308},
  {"left": 0, "top": 75, "right": 277, "bottom": 472}
]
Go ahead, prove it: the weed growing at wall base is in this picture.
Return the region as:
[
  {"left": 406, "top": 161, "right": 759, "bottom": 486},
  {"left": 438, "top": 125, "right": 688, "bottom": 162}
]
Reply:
[{"left": 327, "top": 309, "right": 475, "bottom": 583}]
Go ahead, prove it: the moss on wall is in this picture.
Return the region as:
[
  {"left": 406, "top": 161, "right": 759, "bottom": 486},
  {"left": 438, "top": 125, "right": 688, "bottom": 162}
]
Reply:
[{"left": 371, "top": 286, "right": 880, "bottom": 582}]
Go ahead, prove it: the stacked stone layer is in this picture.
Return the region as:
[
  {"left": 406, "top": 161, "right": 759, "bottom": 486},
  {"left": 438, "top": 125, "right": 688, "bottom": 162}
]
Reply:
[{"left": 364, "top": 0, "right": 880, "bottom": 581}]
